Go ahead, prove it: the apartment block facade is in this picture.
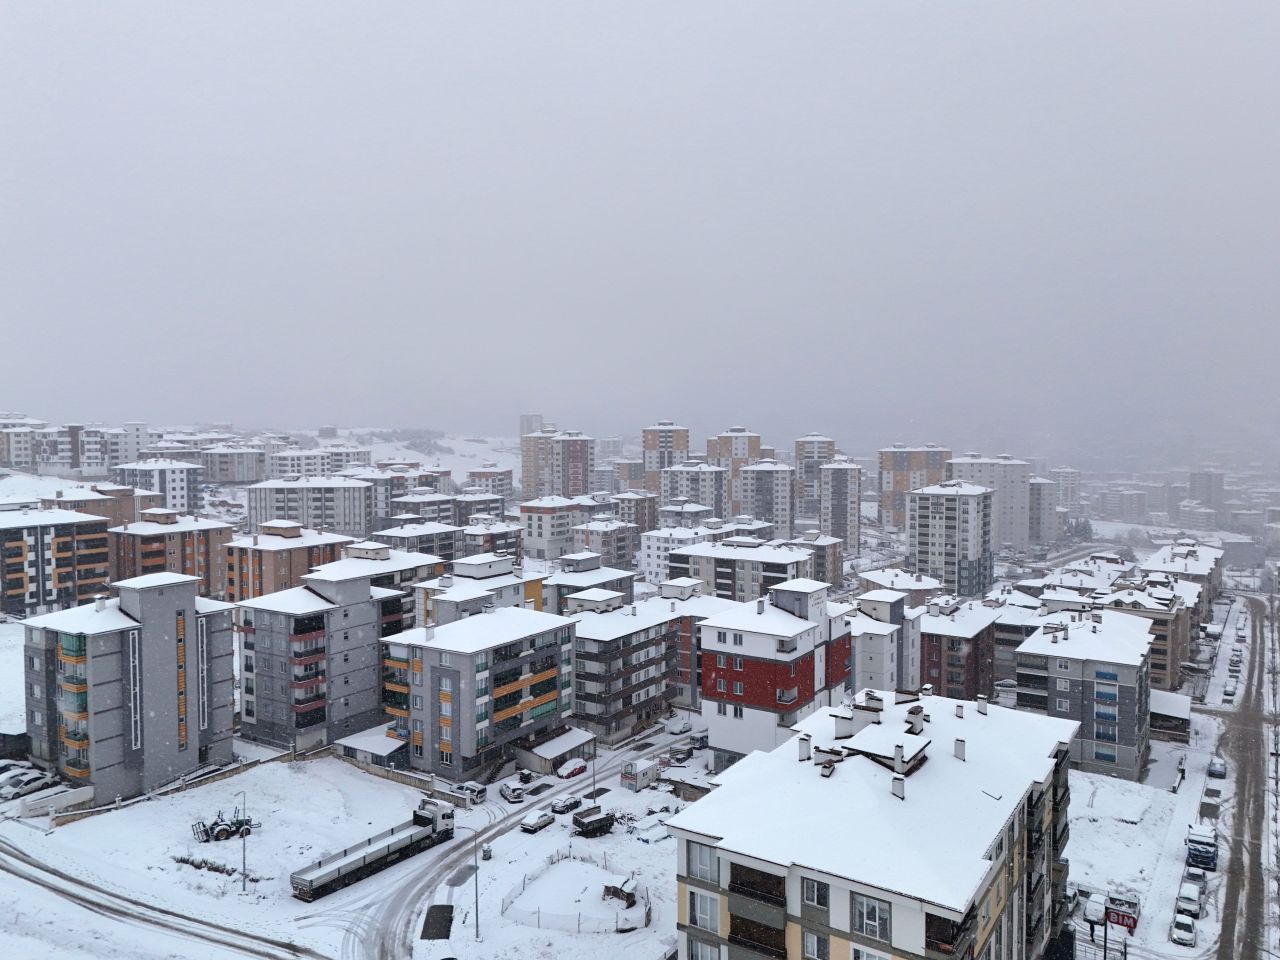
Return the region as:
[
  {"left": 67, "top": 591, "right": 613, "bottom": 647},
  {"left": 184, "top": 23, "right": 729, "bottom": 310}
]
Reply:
[
  {"left": 947, "top": 453, "right": 1032, "bottom": 552},
  {"left": 1, "top": 508, "right": 111, "bottom": 617},
  {"left": 112, "top": 459, "right": 204, "bottom": 513},
  {"left": 521, "top": 427, "right": 596, "bottom": 499},
  {"left": 669, "top": 539, "right": 814, "bottom": 603},
  {"left": 224, "top": 521, "right": 354, "bottom": 602},
  {"left": 907, "top": 481, "right": 994, "bottom": 597},
  {"left": 108, "top": 509, "right": 232, "bottom": 598},
  {"left": 23, "top": 573, "right": 235, "bottom": 802},
  {"left": 247, "top": 477, "right": 373, "bottom": 538},
  {"left": 793, "top": 433, "right": 837, "bottom": 516},
  {"left": 40, "top": 484, "right": 165, "bottom": 529},
  {"left": 919, "top": 595, "right": 1000, "bottom": 701},
  {"left": 706, "top": 427, "right": 763, "bottom": 514},
  {"left": 611, "top": 489, "right": 659, "bottom": 535},
  {"left": 878, "top": 442, "right": 951, "bottom": 530},
  {"left": 662, "top": 461, "right": 730, "bottom": 519},
  {"left": 572, "top": 517, "right": 640, "bottom": 569},
  {"left": 818, "top": 456, "right": 861, "bottom": 556},
  {"left": 643, "top": 420, "right": 691, "bottom": 492},
  {"left": 465, "top": 463, "right": 515, "bottom": 503},
  {"left": 737, "top": 460, "right": 796, "bottom": 540}
]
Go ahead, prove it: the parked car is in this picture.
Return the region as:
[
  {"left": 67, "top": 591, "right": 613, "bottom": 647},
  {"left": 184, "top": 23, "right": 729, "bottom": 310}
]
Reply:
[
  {"left": 0, "top": 771, "right": 58, "bottom": 801},
  {"left": 557, "top": 757, "right": 588, "bottom": 779},
  {"left": 457, "top": 781, "right": 487, "bottom": 804},
  {"left": 1182, "top": 866, "right": 1208, "bottom": 894},
  {"left": 665, "top": 717, "right": 692, "bottom": 735},
  {"left": 0, "top": 759, "right": 34, "bottom": 779},
  {"left": 1170, "top": 914, "right": 1197, "bottom": 947},
  {"left": 1175, "top": 881, "right": 1203, "bottom": 918},
  {"left": 519, "top": 808, "right": 555, "bottom": 834},
  {"left": 1208, "top": 758, "right": 1227, "bottom": 779},
  {"left": 551, "top": 795, "right": 582, "bottom": 814},
  {"left": 499, "top": 783, "right": 526, "bottom": 804}
]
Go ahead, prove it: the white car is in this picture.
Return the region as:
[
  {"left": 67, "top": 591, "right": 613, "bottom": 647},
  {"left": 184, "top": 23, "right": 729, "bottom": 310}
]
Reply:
[
  {"left": 0, "top": 759, "right": 34, "bottom": 779},
  {"left": 0, "top": 770, "right": 58, "bottom": 800},
  {"left": 1175, "top": 881, "right": 1203, "bottom": 918},
  {"left": 499, "top": 782, "right": 525, "bottom": 804},
  {"left": 1169, "top": 914, "right": 1196, "bottom": 946},
  {"left": 519, "top": 809, "right": 555, "bottom": 834},
  {"left": 665, "top": 718, "right": 692, "bottom": 735}
]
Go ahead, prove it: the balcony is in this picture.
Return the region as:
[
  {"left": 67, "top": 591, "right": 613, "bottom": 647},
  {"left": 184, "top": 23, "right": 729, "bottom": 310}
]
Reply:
[
  {"left": 62, "top": 759, "right": 91, "bottom": 779},
  {"left": 727, "top": 932, "right": 786, "bottom": 960},
  {"left": 291, "top": 694, "right": 326, "bottom": 712},
  {"left": 291, "top": 627, "right": 325, "bottom": 644},
  {"left": 926, "top": 910, "right": 976, "bottom": 958},
  {"left": 290, "top": 646, "right": 326, "bottom": 664},
  {"left": 1054, "top": 818, "right": 1070, "bottom": 850},
  {"left": 291, "top": 673, "right": 326, "bottom": 689},
  {"left": 60, "top": 728, "right": 90, "bottom": 749},
  {"left": 60, "top": 675, "right": 88, "bottom": 694},
  {"left": 775, "top": 688, "right": 798, "bottom": 705},
  {"left": 775, "top": 637, "right": 797, "bottom": 654},
  {"left": 383, "top": 656, "right": 410, "bottom": 671}
]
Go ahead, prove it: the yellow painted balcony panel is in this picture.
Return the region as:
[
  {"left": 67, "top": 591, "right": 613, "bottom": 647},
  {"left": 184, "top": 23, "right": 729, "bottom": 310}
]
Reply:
[
  {"left": 492, "top": 666, "right": 558, "bottom": 700},
  {"left": 492, "top": 688, "right": 559, "bottom": 724}
]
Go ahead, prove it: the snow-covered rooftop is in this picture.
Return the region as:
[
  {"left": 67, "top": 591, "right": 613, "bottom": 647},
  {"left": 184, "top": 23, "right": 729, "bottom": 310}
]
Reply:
[
  {"left": 333, "top": 723, "right": 404, "bottom": 757},
  {"left": 0, "top": 507, "right": 106, "bottom": 530},
  {"left": 911, "top": 480, "right": 993, "bottom": 497},
  {"left": 251, "top": 477, "right": 371, "bottom": 488},
  {"left": 228, "top": 526, "right": 355, "bottom": 551},
  {"left": 115, "top": 572, "right": 201, "bottom": 590},
  {"left": 305, "top": 550, "right": 441, "bottom": 582},
  {"left": 671, "top": 541, "right": 812, "bottom": 564},
  {"left": 530, "top": 726, "right": 595, "bottom": 760},
  {"left": 1015, "top": 611, "right": 1153, "bottom": 666},
  {"left": 401, "top": 607, "right": 574, "bottom": 655},
  {"left": 24, "top": 598, "right": 138, "bottom": 634},
  {"left": 114, "top": 459, "right": 203, "bottom": 470},
  {"left": 110, "top": 515, "right": 231, "bottom": 536},
  {"left": 919, "top": 601, "right": 1002, "bottom": 638},
  {"left": 860, "top": 567, "right": 942, "bottom": 591},
  {"left": 697, "top": 600, "right": 813, "bottom": 638},
  {"left": 238, "top": 586, "right": 337, "bottom": 615}
]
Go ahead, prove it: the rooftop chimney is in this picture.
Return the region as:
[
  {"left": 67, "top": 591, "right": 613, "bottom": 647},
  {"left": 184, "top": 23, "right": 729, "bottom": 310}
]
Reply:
[
  {"left": 94, "top": 595, "right": 106, "bottom": 612},
  {"left": 907, "top": 705, "right": 924, "bottom": 735},
  {"left": 976, "top": 695, "right": 988, "bottom": 715},
  {"left": 893, "top": 744, "right": 905, "bottom": 775},
  {"left": 756, "top": 598, "right": 765, "bottom": 614},
  {"left": 921, "top": 683, "right": 933, "bottom": 697},
  {"left": 955, "top": 704, "right": 964, "bottom": 719},
  {"left": 799, "top": 734, "right": 812, "bottom": 761},
  {"left": 833, "top": 713, "right": 854, "bottom": 739},
  {"left": 891, "top": 776, "right": 905, "bottom": 801},
  {"left": 954, "top": 738, "right": 966, "bottom": 761}
]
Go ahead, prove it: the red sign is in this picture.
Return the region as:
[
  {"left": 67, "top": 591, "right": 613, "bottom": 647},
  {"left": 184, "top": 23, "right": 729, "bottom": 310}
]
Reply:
[{"left": 1106, "top": 908, "right": 1137, "bottom": 933}]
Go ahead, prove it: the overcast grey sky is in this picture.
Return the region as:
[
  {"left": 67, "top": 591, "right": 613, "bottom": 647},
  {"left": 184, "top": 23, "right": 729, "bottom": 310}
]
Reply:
[{"left": 2, "top": 2, "right": 1277, "bottom": 455}]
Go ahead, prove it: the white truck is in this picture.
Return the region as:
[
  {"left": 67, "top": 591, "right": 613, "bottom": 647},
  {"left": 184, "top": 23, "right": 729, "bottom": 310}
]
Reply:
[{"left": 290, "top": 798, "right": 455, "bottom": 901}]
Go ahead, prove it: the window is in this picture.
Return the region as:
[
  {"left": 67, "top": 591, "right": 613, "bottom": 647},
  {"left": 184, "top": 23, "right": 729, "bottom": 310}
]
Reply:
[
  {"left": 717, "top": 631, "right": 727, "bottom": 645},
  {"left": 732, "top": 633, "right": 743, "bottom": 646},
  {"left": 716, "top": 654, "right": 726, "bottom": 668},
  {"left": 852, "top": 949, "right": 890, "bottom": 960},
  {"left": 716, "top": 702, "right": 727, "bottom": 715},
  {"left": 687, "top": 841, "right": 716, "bottom": 882},
  {"left": 412, "top": 695, "right": 423, "bottom": 709},
  {"left": 732, "top": 681, "right": 743, "bottom": 695},
  {"left": 797, "top": 932, "right": 828, "bottom": 960},
  {"left": 440, "top": 700, "right": 453, "bottom": 717},
  {"left": 440, "top": 652, "right": 452, "bottom": 667},
  {"left": 439, "top": 749, "right": 452, "bottom": 764},
  {"left": 440, "top": 725, "right": 452, "bottom": 742},
  {"left": 688, "top": 889, "right": 717, "bottom": 933},
  {"left": 716, "top": 679, "right": 726, "bottom": 693},
  {"left": 1095, "top": 683, "right": 1118, "bottom": 702},
  {"left": 1056, "top": 678, "right": 1070, "bottom": 692},
  {"left": 802, "top": 878, "right": 829, "bottom": 908},
  {"left": 1055, "top": 698, "right": 1070, "bottom": 712},
  {"left": 1093, "top": 747, "right": 1116, "bottom": 763},
  {"left": 1056, "top": 659, "right": 1071, "bottom": 670},
  {"left": 688, "top": 941, "right": 719, "bottom": 960},
  {"left": 440, "top": 676, "right": 453, "bottom": 692},
  {"left": 852, "top": 893, "right": 891, "bottom": 942},
  {"left": 732, "top": 656, "right": 742, "bottom": 670},
  {"left": 732, "top": 705, "right": 743, "bottom": 719}
]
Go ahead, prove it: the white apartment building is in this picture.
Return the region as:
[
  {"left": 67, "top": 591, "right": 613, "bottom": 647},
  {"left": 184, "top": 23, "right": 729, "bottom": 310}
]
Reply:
[
  {"left": 947, "top": 453, "right": 1032, "bottom": 551},
  {"left": 907, "top": 481, "right": 994, "bottom": 597},
  {"left": 818, "top": 455, "right": 861, "bottom": 555},
  {"left": 848, "top": 588, "right": 923, "bottom": 692},
  {"left": 661, "top": 461, "right": 730, "bottom": 518},
  {"left": 520, "top": 496, "right": 583, "bottom": 560},
  {"left": 738, "top": 459, "right": 796, "bottom": 539},
  {"left": 247, "top": 476, "right": 373, "bottom": 538},
  {"left": 668, "top": 538, "right": 814, "bottom": 602},
  {"left": 1049, "top": 466, "right": 1082, "bottom": 514},
  {"left": 794, "top": 433, "right": 837, "bottom": 515},
  {"left": 112, "top": 459, "right": 204, "bottom": 512},
  {"left": 465, "top": 463, "right": 515, "bottom": 502}
]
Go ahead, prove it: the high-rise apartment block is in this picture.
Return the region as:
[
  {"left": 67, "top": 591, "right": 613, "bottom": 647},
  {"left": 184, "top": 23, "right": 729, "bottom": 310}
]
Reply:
[
  {"left": 518, "top": 413, "right": 544, "bottom": 438},
  {"left": 1048, "top": 466, "right": 1082, "bottom": 514},
  {"left": 793, "top": 433, "right": 837, "bottom": 516},
  {"left": 108, "top": 509, "right": 232, "bottom": 598},
  {"left": 1028, "top": 476, "right": 1064, "bottom": 545},
  {"left": 0, "top": 507, "right": 111, "bottom": 617},
  {"left": 610, "top": 489, "right": 659, "bottom": 534},
  {"left": 1187, "top": 469, "right": 1226, "bottom": 510},
  {"left": 947, "top": 453, "right": 1032, "bottom": 551},
  {"left": 112, "top": 459, "right": 204, "bottom": 513},
  {"left": 878, "top": 442, "right": 951, "bottom": 530},
  {"left": 642, "top": 420, "right": 690, "bottom": 492},
  {"left": 737, "top": 460, "right": 796, "bottom": 539},
  {"left": 572, "top": 516, "right": 640, "bottom": 569},
  {"left": 247, "top": 477, "right": 373, "bottom": 538},
  {"left": 520, "top": 427, "right": 596, "bottom": 499},
  {"left": 907, "top": 481, "right": 994, "bottom": 597},
  {"left": 661, "top": 461, "right": 730, "bottom": 519},
  {"left": 706, "top": 427, "right": 762, "bottom": 514},
  {"left": 818, "top": 455, "right": 861, "bottom": 555},
  {"left": 23, "top": 573, "right": 235, "bottom": 802}
]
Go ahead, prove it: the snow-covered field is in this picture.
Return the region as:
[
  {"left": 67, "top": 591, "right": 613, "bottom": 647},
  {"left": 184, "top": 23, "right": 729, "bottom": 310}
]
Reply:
[
  {"left": 364, "top": 434, "right": 520, "bottom": 483},
  {"left": 0, "top": 621, "right": 26, "bottom": 733},
  {"left": 0, "top": 470, "right": 91, "bottom": 504}
]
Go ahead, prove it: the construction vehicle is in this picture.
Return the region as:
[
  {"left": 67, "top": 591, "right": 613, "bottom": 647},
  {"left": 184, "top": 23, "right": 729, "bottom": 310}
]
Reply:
[
  {"left": 192, "top": 806, "right": 261, "bottom": 843},
  {"left": 289, "top": 798, "right": 454, "bottom": 901},
  {"left": 572, "top": 804, "right": 615, "bottom": 838}
]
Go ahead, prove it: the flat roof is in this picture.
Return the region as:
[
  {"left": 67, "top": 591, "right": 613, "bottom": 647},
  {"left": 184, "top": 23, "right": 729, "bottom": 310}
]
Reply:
[
  {"left": 0, "top": 508, "right": 106, "bottom": 531},
  {"left": 24, "top": 598, "right": 138, "bottom": 634},
  {"left": 1016, "top": 612, "right": 1153, "bottom": 666},
  {"left": 333, "top": 724, "right": 405, "bottom": 757},
  {"left": 305, "top": 550, "right": 441, "bottom": 582},
  {"left": 400, "top": 607, "right": 574, "bottom": 655},
  {"left": 114, "top": 572, "right": 201, "bottom": 589},
  {"left": 110, "top": 515, "right": 231, "bottom": 536},
  {"left": 238, "top": 586, "right": 337, "bottom": 615},
  {"left": 531, "top": 726, "right": 596, "bottom": 760}
]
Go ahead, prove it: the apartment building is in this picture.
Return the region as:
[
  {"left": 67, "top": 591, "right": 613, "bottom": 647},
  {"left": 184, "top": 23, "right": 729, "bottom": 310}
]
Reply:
[
  {"left": 738, "top": 460, "right": 796, "bottom": 540},
  {"left": 697, "top": 579, "right": 853, "bottom": 771},
  {"left": 542, "top": 551, "right": 636, "bottom": 614},
  {"left": 108, "top": 509, "right": 232, "bottom": 598},
  {"left": 237, "top": 554, "right": 419, "bottom": 750},
  {"left": 668, "top": 689, "right": 1077, "bottom": 960},
  {"left": 190, "top": 446, "right": 266, "bottom": 483},
  {"left": 662, "top": 461, "right": 730, "bottom": 519},
  {"left": 706, "top": 427, "right": 763, "bottom": 514},
  {"left": 858, "top": 566, "right": 942, "bottom": 607},
  {"left": 669, "top": 539, "right": 813, "bottom": 602},
  {"left": 1093, "top": 578, "right": 1194, "bottom": 691},
  {"left": 414, "top": 553, "right": 545, "bottom": 624},
  {"left": 112, "top": 459, "right": 204, "bottom": 512},
  {"left": 3, "top": 421, "right": 150, "bottom": 473},
  {"left": 1139, "top": 539, "right": 1223, "bottom": 618},
  {"left": 519, "top": 413, "right": 544, "bottom": 437},
  {"left": 387, "top": 607, "right": 576, "bottom": 779},
  {"left": 247, "top": 477, "right": 373, "bottom": 538},
  {"left": 0, "top": 507, "right": 111, "bottom": 617},
  {"left": 611, "top": 488, "right": 659, "bottom": 534},
  {"left": 611, "top": 459, "right": 647, "bottom": 494},
  {"left": 460, "top": 515, "right": 523, "bottom": 560},
  {"left": 1187, "top": 469, "right": 1226, "bottom": 510},
  {"left": 1028, "top": 476, "right": 1064, "bottom": 545},
  {"left": 267, "top": 445, "right": 371, "bottom": 478},
  {"left": 454, "top": 491, "right": 505, "bottom": 523},
  {"left": 878, "top": 442, "right": 951, "bottom": 530},
  {"left": 661, "top": 499, "right": 716, "bottom": 529},
  {"left": 817, "top": 455, "right": 861, "bottom": 556},
  {"left": 566, "top": 590, "right": 680, "bottom": 742},
  {"left": 372, "top": 521, "right": 462, "bottom": 564},
  {"left": 41, "top": 484, "right": 165, "bottom": 528},
  {"left": 643, "top": 420, "right": 691, "bottom": 492},
  {"left": 520, "top": 496, "right": 583, "bottom": 560},
  {"left": 520, "top": 427, "right": 596, "bottom": 498},
  {"left": 1015, "top": 612, "right": 1152, "bottom": 780},
  {"left": 1049, "top": 466, "right": 1082, "bottom": 514},
  {"left": 572, "top": 516, "right": 640, "bottom": 569},
  {"left": 644, "top": 578, "right": 741, "bottom": 713},
  {"left": 794, "top": 433, "right": 837, "bottom": 516},
  {"left": 389, "top": 491, "right": 458, "bottom": 526},
  {"left": 306, "top": 542, "right": 442, "bottom": 632},
  {"left": 640, "top": 525, "right": 720, "bottom": 586},
  {"left": 224, "top": 521, "right": 354, "bottom": 602},
  {"left": 947, "top": 453, "right": 1032, "bottom": 552},
  {"left": 907, "top": 481, "right": 995, "bottom": 597},
  {"left": 338, "top": 467, "right": 439, "bottom": 521},
  {"left": 847, "top": 589, "right": 923, "bottom": 693},
  {"left": 785, "top": 530, "right": 843, "bottom": 587},
  {"left": 23, "top": 573, "right": 235, "bottom": 802},
  {"left": 919, "top": 595, "right": 1000, "bottom": 701},
  {"left": 465, "top": 463, "right": 514, "bottom": 502}
]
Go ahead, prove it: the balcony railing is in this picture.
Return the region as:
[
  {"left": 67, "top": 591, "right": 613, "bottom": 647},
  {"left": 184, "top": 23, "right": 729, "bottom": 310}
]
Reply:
[
  {"left": 727, "top": 881, "right": 786, "bottom": 907},
  {"left": 775, "top": 688, "right": 799, "bottom": 705},
  {"left": 292, "top": 694, "right": 326, "bottom": 711},
  {"left": 727, "top": 932, "right": 787, "bottom": 960},
  {"left": 63, "top": 759, "right": 91, "bottom": 778}
]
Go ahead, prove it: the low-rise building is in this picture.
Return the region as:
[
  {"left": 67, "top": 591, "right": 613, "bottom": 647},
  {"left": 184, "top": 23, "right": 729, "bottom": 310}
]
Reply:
[
  {"left": 1015, "top": 611, "right": 1153, "bottom": 780},
  {"left": 387, "top": 607, "right": 576, "bottom": 779},
  {"left": 224, "top": 521, "right": 355, "bottom": 602},
  {"left": 23, "top": 573, "right": 235, "bottom": 802},
  {"left": 667, "top": 689, "right": 1077, "bottom": 960},
  {"left": 858, "top": 566, "right": 943, "bottom": 607},
  {"left": 108, "top": 509, "right": 232, "bottom": 598}
]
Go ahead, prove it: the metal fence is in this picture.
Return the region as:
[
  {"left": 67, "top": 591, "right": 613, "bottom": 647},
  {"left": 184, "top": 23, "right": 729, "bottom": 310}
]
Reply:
[{"left": 499, "top": 845, "right": 651, "bottom": 934}]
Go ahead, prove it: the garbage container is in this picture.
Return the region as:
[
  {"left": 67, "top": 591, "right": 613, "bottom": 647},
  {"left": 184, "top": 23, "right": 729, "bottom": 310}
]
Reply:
[{"left": 481, "top": 843, "right": 493, "bottom": 861}]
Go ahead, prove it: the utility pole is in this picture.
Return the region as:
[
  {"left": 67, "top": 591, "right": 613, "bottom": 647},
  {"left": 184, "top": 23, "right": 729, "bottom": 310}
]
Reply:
[
  {"left": 456, "top": 825, "right": 482, "bottom": 940},
  {"left": 237, "top": 789, "right": 247, "bottom": 894}
]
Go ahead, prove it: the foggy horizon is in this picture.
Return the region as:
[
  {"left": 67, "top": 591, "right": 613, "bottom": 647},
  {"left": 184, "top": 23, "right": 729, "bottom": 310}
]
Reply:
[{"left": 3, "top": 2, "right": 1278, "bottom": 458}]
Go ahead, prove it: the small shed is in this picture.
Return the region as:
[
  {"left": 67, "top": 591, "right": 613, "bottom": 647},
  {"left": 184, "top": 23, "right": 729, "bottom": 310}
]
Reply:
[
  {"left": 1150, "top": 689, "right": 1192, "bottom": 744},
  {"left": 512, "top": 726, "right": 597, "bottom": 776},
  {"left": 621, "top": 758, "right": 659, "bottom": 792},
  {"left": 335, "top": 723, "right": 409, "bottom": 768},
  {"left": 603, "top": 875, "right": 637, "bottom": 908}
]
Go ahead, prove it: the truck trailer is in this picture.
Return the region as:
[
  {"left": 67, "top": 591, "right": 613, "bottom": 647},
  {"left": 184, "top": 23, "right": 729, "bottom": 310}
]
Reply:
[{"left": 290, "top": 798, "right": 455, "bottom": 901}]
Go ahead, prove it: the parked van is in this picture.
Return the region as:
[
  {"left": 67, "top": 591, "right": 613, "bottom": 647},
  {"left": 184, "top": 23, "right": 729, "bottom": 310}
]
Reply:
[
  {"left": 458, "top": 781, "right": 487, "bottom": 804},
  {"left": 499, "top": 783, "right": 525, "bottom": 804}
]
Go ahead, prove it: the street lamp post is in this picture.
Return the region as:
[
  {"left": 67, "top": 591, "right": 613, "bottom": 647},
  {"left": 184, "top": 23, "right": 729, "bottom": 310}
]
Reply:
[
  {"left": 455, "top": 825, "right": 481, "bottom": 940},
  {"left": 236, "top": 789, "right": 247, "bottom": 894}
]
